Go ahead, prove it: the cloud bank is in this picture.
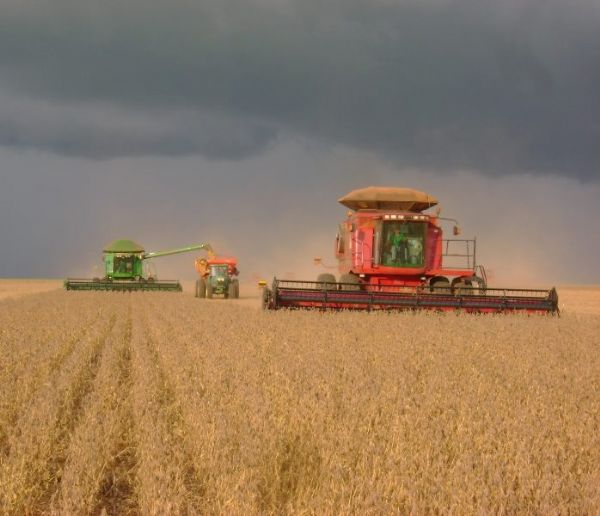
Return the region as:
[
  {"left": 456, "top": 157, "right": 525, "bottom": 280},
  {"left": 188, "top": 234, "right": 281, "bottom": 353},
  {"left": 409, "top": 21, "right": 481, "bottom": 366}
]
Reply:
[{"left": 0, "top": 0, "right": 599, "bottom": 179}]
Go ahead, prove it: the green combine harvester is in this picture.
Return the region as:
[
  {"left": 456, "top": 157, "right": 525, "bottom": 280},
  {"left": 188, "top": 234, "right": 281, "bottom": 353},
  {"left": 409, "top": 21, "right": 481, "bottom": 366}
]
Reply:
[{"left": 65, "top": 239, "right": 212, "bottom": 291}]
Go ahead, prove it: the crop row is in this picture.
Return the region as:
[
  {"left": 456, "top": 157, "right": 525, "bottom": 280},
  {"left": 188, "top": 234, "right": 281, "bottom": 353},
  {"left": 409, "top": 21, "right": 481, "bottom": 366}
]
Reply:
[{"left": 0, "top": 290, "right": 598, "bottom": 513}]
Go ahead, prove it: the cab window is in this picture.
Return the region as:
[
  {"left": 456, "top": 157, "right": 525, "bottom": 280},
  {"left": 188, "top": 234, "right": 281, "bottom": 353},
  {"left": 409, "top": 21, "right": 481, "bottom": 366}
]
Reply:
[{"left": 381, "top": 221, "right": 425, "bottom": 267}]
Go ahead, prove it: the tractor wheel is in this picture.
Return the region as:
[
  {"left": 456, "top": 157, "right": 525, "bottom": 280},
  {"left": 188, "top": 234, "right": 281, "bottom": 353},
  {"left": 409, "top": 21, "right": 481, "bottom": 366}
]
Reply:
[
  {"left": 228, "top": 279, "right": 239, "bottom": 299},
  {"left": 206, "top": 282, "right": 213, "bottom": 299},
  {"left": 339, "top": 273, "right": 361, "bottom": 291},
  {"left": 429, "top": 277, "right": 450, "bottom": 293},
  {"left": 198, "top": 278, "right": 207, "bottom": 298},
  {"left": 317, "top": 273, "right": 336, "bottom": 290},
  {"left": 228, "top": 280, "right": 238, "bottom": 299}
]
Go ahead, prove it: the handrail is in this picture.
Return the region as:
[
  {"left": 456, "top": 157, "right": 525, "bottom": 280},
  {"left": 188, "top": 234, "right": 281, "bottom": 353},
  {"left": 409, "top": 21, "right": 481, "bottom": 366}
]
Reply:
[{"left": 442, "top": 238, "right": 476, "bottom": 269}]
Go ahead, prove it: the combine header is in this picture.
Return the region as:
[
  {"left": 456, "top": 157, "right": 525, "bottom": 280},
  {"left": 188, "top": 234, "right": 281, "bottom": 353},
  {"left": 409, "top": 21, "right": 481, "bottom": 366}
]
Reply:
[
  {"left": 65, "top": 239, "right": 213, "bottom": 292},
  {"left": 262, "top": 187, "right": 559, "bottom": 314}
]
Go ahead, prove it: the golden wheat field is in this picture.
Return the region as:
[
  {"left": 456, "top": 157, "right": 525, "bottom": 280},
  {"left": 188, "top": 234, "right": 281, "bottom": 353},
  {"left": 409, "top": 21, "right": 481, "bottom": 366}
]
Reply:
[{"left": 0, "top": 281, "right": 599, "bottom": 514}]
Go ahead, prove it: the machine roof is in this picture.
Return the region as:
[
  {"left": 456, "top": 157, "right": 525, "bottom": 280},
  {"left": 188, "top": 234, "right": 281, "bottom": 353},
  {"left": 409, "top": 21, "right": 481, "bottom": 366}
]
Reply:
[
  {"left": 207, "top": 256, "right": 237, "bottom": 266},
  {"left": 103, "top": 239, "right": 145, "bottom": 253},
  {"left": 338, "top": 186, "right": 438, "bottom": 212}
]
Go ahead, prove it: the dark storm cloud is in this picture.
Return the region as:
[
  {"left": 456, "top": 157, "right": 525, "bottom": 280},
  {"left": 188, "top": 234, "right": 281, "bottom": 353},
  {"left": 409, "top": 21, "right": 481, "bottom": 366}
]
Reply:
[
  {"left": 0, "top": 0, "right": 598, "bottom": 178},
  {"left": 0, "top": 94, "right": 276, "bottom": 159}
]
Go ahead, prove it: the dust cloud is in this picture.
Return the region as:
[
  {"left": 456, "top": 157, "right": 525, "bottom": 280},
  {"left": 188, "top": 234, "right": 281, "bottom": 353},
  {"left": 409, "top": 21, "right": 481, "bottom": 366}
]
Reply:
[{"left": 0, "top": 143, "right": 598, "bottom": 287}]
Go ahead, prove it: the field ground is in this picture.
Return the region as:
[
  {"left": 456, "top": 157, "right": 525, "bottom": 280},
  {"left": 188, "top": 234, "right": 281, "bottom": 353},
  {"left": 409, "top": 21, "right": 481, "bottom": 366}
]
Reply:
[
  {"left": 3, "top": 279, "right": 600, "bottom": 315},
  {"left": 0, "top": 279, "right": 62, "bottom": 301},
  {"left": 0, "top": 279, "right": 598, "bottom": 513}
]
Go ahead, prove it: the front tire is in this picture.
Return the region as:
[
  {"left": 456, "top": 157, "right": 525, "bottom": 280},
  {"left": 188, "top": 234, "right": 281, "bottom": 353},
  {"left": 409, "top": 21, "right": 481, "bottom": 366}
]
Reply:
[
  {"left": 261, "top": 287, "right": 271, "bottom": 310},
  {"left": 452, "top": 277, "right": 473, "bottom": 296},
  {"left": 317, "top": 273, "right": 336, "bottom": 291},
  {"left": 206, "top": 282, "right": 213, "bottom": 299},
  {"left": 338, "top": 273, "right": 361, "bottom": 291},
  {"left": 429, "top": 277, "right": 450, "bottom": 293}
]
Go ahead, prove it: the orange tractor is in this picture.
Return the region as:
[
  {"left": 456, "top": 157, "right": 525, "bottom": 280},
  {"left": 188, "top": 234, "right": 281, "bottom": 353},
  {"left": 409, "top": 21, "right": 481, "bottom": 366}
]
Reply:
[
  {"left": 262, "top": 186, "right": 558, "bottom": 314},
  {"left": 194, "top": 247, "right": 240, "bottom": 299}
]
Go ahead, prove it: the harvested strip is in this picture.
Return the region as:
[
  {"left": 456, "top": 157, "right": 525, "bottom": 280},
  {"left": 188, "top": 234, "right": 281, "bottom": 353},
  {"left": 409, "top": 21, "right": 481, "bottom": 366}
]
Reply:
[
  {"left": 52, "top": 297, "right": 136, "bottom": 514},
  {"left": 0, "top": 299, "right": 107, "bottom": 456},
  {"left": 129, "top": 300, "right": 191, "bottom": 514},
  {"left": 0, "top": 306, "right": 116, "bottom": 513}
]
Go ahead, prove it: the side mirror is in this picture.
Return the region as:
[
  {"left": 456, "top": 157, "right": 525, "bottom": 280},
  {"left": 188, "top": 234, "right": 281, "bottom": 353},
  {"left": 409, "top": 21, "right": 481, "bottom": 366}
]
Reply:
[{"left": 453, "top": 225, "right": 461, "bottom": 236}]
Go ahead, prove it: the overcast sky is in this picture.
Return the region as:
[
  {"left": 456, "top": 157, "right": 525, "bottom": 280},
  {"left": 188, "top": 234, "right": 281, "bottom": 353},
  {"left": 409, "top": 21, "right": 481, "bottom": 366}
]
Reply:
[{"left": 1, "top": 0, "right": 598, "bottom": 285}]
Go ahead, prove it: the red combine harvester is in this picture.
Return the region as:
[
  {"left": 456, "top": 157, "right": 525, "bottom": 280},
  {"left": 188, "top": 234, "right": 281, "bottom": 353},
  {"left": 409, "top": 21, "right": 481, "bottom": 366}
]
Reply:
[{"left": 262, "top": 187, "right": 558, "bottom": 314}]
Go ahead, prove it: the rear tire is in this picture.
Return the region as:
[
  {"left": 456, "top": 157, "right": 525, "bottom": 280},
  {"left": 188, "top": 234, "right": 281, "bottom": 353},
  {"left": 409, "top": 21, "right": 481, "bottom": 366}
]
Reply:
[
  {"left": 227, "top": 280, "right": 237, "bottom": 299},
  {"left": 317, "top": 273, "right": 336, "bottom": 290},
  {"left": 206, "top": 282, "right": 213, "bottom": 299},
  {"left": 229, "top": 279, "right": 239, "bottom": 299},
  {"left": 339, "top": 273, "right": 361, "bottom": 291},
  {"left": 197, "top": 278, "right": 206, "bottom": 298}
]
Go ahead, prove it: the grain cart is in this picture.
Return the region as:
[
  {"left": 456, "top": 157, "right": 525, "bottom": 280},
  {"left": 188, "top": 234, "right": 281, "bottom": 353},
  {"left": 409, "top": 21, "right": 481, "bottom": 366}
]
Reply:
[
  {"left": 262, "top": 187, "right": 558, "bottom": 314},
  {"left": 65, "top": 239, "right": 213, "bottom": 291},
  {"left": 195, "top": 255, "right": 240, "bottom": 299}
]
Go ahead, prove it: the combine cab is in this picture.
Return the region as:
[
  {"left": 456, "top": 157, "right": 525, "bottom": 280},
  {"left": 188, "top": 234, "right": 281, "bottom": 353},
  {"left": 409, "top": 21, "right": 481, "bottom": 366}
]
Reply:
[
  {"left": 262, "top": 187, "right": 559, "bottom": 314},
  {"left": 65, "top": 239, "right": 213, "bottom": 292}
]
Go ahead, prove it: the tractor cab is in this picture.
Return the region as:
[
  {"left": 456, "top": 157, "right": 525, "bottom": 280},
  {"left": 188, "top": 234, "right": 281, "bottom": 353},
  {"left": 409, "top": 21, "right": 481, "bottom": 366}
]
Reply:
[{"left": 209, "top": 263, "right": 230, "bottom": 279}]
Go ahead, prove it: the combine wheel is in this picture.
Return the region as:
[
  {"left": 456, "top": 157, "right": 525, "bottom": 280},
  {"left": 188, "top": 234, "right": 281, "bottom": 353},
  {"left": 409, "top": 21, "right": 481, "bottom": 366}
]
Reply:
[
  {"left": 452, "top": 277, "right": 473, "bottom": 296},
  {"left": 472, "top": 276, "right": 487, "bottom": 294},
  {"left": 261, "top": 287, "right": 271, "bottom": 310},
  {"left": 206, "top": 282, "right": 213, "bottom": 299},
  {"left": 339, "top": 273, "right": 361, "bottom": 291},
  {"left": 429, "top": 277, "right": 450, "bottom": 293},
  {"left": 317, "top": 273, "right": 337, "bottom": 291}
]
